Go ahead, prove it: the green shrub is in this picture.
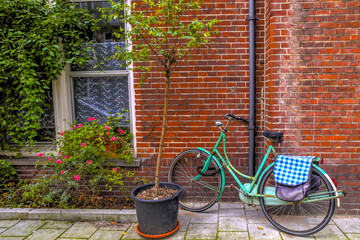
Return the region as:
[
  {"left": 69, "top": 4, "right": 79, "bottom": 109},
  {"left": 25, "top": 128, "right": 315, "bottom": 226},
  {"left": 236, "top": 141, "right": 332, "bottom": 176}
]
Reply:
[
  {"left": 0, "top": 159, "right": 17, "bottom": 192},
  {"left": 1, "top": 112, "right": 144, "bottom": 208}
]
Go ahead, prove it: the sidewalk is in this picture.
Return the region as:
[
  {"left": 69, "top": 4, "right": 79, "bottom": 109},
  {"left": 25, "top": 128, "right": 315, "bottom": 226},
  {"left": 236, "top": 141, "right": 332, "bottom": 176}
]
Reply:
[{"left": 0, "top": 203, "right": 359, "bottom": 239}]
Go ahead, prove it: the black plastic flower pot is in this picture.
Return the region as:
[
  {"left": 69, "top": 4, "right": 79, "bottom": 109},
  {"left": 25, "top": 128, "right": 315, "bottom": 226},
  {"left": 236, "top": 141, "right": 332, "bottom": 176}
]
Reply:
[{"left": 131, "top": 182, "right": 182, "bottom": 238}]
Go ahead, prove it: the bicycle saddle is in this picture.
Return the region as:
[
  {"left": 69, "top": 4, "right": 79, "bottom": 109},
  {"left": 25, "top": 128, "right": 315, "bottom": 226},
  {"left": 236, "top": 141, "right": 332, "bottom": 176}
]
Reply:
[{"left": 262, "top": 130, "right": 283, "bottom": 143}]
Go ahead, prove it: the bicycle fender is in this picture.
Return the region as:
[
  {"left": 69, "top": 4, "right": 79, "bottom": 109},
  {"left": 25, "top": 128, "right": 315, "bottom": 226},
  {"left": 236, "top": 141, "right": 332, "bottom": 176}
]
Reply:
[
  {"left": 197, "top": 147, "right": 226, "bottom": 201},
  {"left": 313, "top": 164, "right": 340, "bottom": 208}
]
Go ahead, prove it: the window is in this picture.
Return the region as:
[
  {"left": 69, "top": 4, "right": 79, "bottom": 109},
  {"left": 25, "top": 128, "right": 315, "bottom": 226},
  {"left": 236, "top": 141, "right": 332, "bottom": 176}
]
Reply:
[{"left": 53, "top": 0, "right": 135, "bottom": 136}]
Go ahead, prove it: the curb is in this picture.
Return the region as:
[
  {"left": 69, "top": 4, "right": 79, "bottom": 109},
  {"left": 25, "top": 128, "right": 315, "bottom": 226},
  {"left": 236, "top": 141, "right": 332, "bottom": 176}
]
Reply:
[{"left": 0, "top": 208, "right": 137, "bottom": 223}]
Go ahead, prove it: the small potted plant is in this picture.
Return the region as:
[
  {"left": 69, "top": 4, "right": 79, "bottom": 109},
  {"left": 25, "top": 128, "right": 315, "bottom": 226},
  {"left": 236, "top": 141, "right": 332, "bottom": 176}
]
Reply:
[{"left": 102, "top": 0, "right": 219, "bottom": 237}]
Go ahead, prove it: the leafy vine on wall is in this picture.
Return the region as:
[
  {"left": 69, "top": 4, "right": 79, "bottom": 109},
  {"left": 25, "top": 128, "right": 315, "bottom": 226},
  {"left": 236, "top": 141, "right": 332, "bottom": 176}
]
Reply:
[{"left": 0, "top": 0, "right": 97, "bottom": 150}]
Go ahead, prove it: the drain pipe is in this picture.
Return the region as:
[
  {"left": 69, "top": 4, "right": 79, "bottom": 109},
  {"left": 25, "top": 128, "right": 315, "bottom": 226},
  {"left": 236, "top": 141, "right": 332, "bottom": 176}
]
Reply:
[{"left": 247, "top": 0, "right": 257, "bottom": 176}]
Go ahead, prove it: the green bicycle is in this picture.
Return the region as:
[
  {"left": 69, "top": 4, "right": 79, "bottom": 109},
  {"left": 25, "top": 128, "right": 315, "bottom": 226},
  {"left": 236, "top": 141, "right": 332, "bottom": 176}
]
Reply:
[{"left": 168, "top": 113, "right": 345, "bottom": 236}]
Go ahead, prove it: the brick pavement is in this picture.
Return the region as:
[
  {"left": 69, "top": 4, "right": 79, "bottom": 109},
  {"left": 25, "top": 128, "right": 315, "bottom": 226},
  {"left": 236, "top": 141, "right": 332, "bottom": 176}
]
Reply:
[{"left": 0, "top": 203, "right": 359, "bottom": 239}]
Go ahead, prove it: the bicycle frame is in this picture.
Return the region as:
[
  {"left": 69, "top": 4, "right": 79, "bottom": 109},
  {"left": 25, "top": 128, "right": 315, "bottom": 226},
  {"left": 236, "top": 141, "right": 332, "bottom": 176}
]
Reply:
[{"left": 195, "top": 127, "right": 344, "bottom": 205}]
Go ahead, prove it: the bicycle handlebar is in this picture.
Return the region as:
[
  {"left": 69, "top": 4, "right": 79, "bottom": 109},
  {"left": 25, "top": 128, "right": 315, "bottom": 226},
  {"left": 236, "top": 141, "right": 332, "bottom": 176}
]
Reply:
[{"left": 224, "top": 113, "right": 249, "bottom": 124}]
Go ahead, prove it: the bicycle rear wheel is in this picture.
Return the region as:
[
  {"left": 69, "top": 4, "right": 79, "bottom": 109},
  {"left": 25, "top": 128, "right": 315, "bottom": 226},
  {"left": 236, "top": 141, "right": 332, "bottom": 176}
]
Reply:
[
  {"left": 259, "top": 165, "right": 335, "bottom": 236},
  {"left": 168, "top": 149, "right": 222, "bottom": 212}
]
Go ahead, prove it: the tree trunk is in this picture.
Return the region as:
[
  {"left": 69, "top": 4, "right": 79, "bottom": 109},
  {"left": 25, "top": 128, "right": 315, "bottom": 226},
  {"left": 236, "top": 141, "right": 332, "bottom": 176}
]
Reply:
[{"left": 154, "top": 72, "right": 171, "bottom": 196}]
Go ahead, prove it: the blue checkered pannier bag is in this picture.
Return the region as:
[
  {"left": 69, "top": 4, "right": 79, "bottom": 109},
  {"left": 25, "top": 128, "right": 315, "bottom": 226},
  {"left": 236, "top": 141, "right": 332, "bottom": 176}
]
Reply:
[{"left": 274, "top": 155, "right": 315, "bottom": 202}]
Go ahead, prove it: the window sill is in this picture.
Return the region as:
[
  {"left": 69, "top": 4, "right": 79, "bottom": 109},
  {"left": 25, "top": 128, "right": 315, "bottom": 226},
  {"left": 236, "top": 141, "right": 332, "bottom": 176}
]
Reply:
[
  {"left": 6, "top": 158, "right": 141, "bottom": 167},
  {"left": 0, "top": 143, "right": 141, "bottom": 167}
]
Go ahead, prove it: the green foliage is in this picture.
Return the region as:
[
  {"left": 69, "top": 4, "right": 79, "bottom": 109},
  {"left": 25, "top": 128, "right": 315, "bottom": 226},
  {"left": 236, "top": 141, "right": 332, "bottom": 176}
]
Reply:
[
  {"left": 0, "top": 0, "right": 97, "bottom": 150},
  {"left": 0, "top": 112, "right": 142, "bottom": 208},
  {"left": 0, "top": 159, "right": 18, "bottom": 191},
  {"left": 102, "top": 0, "right": 220, "bottom": 78}
]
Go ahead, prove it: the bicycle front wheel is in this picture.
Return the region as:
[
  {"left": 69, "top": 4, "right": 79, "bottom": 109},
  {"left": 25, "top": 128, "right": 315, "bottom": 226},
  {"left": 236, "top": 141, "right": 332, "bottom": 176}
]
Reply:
[
  {"left": 168, "top": 149, "right": 222, "bottom": 212},
  {"left": 259, "top": 165, "right": 335, "bottom": 236}
]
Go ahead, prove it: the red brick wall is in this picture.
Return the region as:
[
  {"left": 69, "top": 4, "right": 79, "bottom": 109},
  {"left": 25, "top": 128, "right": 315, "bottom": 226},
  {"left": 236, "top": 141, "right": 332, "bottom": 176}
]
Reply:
[
  {"left": 133, "top": 0, "right": 265, "bottom": 201},
  {"left": 9, "top": 0, "right": 359, "bottom": 213},
  {"left": 265, "top": 0, "right": 360, "bottom": 214}
]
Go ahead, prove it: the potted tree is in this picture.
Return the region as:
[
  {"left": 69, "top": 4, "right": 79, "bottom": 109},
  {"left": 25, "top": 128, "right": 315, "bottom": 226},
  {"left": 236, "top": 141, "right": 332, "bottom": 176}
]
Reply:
[{"left": 102, "top": 0, "right": 219, "bottom": 237}]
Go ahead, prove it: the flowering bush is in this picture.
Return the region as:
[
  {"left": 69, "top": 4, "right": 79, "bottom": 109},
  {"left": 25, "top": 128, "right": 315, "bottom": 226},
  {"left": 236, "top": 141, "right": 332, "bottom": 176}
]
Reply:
[{"left": 1, "top": 112, "right": 142, "bottom": 208}]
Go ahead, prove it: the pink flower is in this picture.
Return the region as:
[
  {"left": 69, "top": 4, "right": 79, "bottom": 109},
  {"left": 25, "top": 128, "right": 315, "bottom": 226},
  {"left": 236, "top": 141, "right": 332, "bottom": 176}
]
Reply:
[
  {"left": 84, "top": 142, "right": 87, "bottom": 146},
  {"left": 112, "top": 168, "right": 118, "bottom": 173},
  {"left": 56, "top": 159, "right": 62, "bottom": 164},
  {"left": 65, "top": 155, "right": 69, "bottom": 159},
  {"left": 74, "top": 175, "right": 80, "bottom": 181},
  {"left": 74, "top": 126, "right": 77, "bottom": 130},
  {"left": 60, "top": 170, "right": 65, "bottom": 175},
  {"left": 86, "top": 160, "right": 92, "bottom": 164},
  {"left": 58, "top": 152, "right": 63, "bottom": 156},
  {"left": 78, "top": 124, "right": 83, "bottom": 128},
  {"left": 48, "top": 157, "right": 53, "bottom": 162},
  {"left": 105, "top": 126, "right": 110, "bottom": 130},
  {"left": 37, "top": 152, "right": 43, "bottom": 158},
  {"left": 111, "top": 136, "right": 117, "bottom": 141},
  {"left": 120, "top": 129, "right": 125, "bottom": 135},
  {"left": 80, "top": 143, "right": 87, "bottom": 147},
  {"left": 87, "top": 117, "right": 92, "bottom": 121},
  {"left": 88, "top": 117, "right": 96, "bottom": 121},
  {"left": 60, "top": 131, "right": 65, "bottom": 136},
  {"left": 108, "top": 132, "right": 111, "bottom": 136},
  {"left": 106, "top": 150, "right": 109, "bottom": 153}
]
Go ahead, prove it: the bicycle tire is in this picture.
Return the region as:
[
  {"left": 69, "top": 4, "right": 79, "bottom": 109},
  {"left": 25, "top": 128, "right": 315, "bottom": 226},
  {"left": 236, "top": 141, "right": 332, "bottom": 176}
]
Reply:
[
  {"left": 259, "top": 165, "right": 335, "bottom": 236},
  {"left": 168, "top": 149, "right": 222, "bottom": 212}
]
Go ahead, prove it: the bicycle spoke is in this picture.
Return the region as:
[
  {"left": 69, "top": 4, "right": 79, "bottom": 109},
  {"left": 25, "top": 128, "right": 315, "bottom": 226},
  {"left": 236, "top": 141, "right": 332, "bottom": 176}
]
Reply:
[{"left": 169, "top": 150, "right": 222, "bottom": 212}]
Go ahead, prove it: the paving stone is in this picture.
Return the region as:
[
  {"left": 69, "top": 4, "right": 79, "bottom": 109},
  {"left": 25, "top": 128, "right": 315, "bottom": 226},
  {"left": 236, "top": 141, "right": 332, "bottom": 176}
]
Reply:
[
  {"left": 121, "top": 225, "right": 145, "bottom": 239},
  {"left": 60, "top": 222, "right": 98, "bottom": 238},
  {"left": 244, "top": 204, "right": 262, "bottom": 211},
  {"left": 280, "top": 232, "right": 315, "bottom": 240},
  {"left": 0, "top": 221, "right": 19, "bottom": 228},
  {"left": 24, "top": 229, "right": 64, "bottom": 240},
  {"left": 314, "top": 224, "right": 347, "bottom": 240},
  {"left": 219, "top": 216, "right": 247, "bottom": 232},
  {"left": 186, "top": 223, "right": 217, "bottom": 239},
  {"left": 333, "top": 217, "right": 360, "bottom": 234},
  {"left": 219, "top": 202, "right": 245, "bottom": 210},
  {"left": 40, "top": 221, "right": 72, "bottom": 229},
  {"left": 164, "top": 230, "right": 186, "bottom": 240},
  {"left": 245, "top": 210, "right": 268, "bottom": 223},
  {"left": 190, "top": 213, "right": 218, "bottom": 224},
  {"left": 347, "top": 234, "right": 360, "bottom": 240},
  {"left": 202, "top": 203, "right": 218, "bottom": 213},
  {"left": 57, "top": 238, "right": 87, "bottom": 240},
  {"left": 0, "top": 220, "right": 45, "bottom": 237},
  {"left": 178, "top": 215, "right": 190, "bottom": 232},
  {"left": 248, "top": 223, "right": 281, "bottom": 240},
  {"left": 0, "top": 237, "right": 25, "bottom": 240},
  {"left": 89, "top": 230, "right": 124, "bottom": 240},
  {"left": 219, "top": 208, "right": 245, "bottom": 217},
  {"left": 98, "top": 222, "right": 130, "bottom": 231},
  {"left": 218, "top": 231, "right": 249, "bottom": 240}
]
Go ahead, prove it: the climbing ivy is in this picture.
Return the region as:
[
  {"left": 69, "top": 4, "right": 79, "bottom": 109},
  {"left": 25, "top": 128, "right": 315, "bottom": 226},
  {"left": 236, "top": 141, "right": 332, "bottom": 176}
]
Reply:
[{"left": 0, "top": 0, "right": 97, "bottom": 150}]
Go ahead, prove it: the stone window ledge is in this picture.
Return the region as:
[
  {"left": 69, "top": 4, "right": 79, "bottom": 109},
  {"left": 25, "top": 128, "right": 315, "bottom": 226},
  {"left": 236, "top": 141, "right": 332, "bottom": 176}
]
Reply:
[{"left": 6, "top": 158, "right": 141, "bottom": 168}]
